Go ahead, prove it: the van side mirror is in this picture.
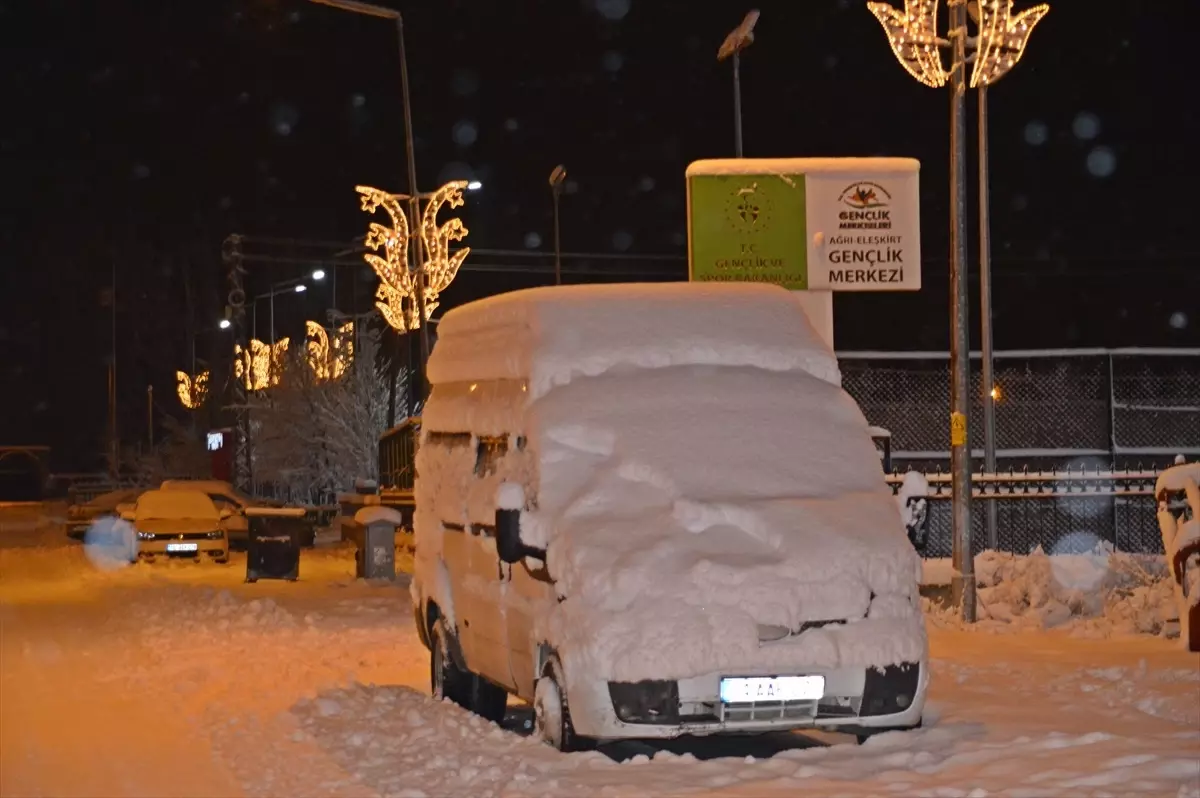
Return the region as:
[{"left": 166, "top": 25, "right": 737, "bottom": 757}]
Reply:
[
  {"left": 496, "top": 509, "right": 524, "bottom": 564},
  {"left": 219, "top": 507, "right": 233, "bottom": 520}
]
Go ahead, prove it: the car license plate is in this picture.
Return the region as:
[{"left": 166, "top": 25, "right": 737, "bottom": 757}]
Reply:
[
  {"left": 166, "top": 543, "right": 199, "bottom": 552},
  {"left": 720, "top": 675, "right": 825, "bottom": 703}
]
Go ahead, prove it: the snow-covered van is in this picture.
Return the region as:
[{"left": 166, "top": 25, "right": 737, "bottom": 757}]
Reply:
[{"left": 410, "top": 283, "right": 928, "bottom": 749}]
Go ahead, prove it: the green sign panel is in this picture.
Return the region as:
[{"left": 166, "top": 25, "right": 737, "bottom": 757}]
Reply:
[{"left": 688, "top": 174, "right": 808, "bottom": 290}]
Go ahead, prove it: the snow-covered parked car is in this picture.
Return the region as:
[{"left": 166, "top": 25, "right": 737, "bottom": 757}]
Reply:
[
  {"left": 65, "top": 487, "right": 142, "bottom": 539},
  {"left": 410, "top": 283, "right": 928, "bottom": 750},
  {"left": 119, "top": 489, "right": 230, "bottom": 564},
  {"left": 159, "top": 479, "right": 313, "bottom": 548}
]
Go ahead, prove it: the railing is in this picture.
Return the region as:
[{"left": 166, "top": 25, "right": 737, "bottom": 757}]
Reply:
[
  {"left": 378, "top": 417, "right": 421, "bottom": 492},
  {"left": 886, "top": 467, "right": 1167, "bottom": 557}
]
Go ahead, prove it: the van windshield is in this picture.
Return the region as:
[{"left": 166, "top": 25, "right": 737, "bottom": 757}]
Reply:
[{"left": 531, "top": 365, "right": 884, "bottom": 515}]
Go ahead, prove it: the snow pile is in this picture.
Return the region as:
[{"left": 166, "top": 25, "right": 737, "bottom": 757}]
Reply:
[
  {"left": 426, "top": 282, "right": 843, "bottom": 398},
  {"left": 132, "top": 587, "right": 299, "bottom": 634},
  {"left": 926, "top": 546, "right": 1182, "bottom": 636},
  {"left": 292, "top": 684, "right": 609, "bottom": 798}
]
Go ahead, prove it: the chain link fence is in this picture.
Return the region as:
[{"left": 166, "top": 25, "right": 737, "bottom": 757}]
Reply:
[
  {"left": 847, "top": 348, "right": 1199, "bottom": 556},
  {"left": 840, "top": 348, "right": 1200, "bottom": 464}
]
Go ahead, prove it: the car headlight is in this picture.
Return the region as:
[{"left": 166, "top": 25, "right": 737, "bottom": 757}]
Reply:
[
  {"left": 137, "top": 530, "right": 155, "bottom": 540},
  {"left": 206, "top": 530, "right": 223, "bottom": 539}
]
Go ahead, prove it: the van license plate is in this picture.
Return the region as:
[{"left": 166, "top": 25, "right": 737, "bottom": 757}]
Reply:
[
  {"left": 166, "top": 543, "right": 199, "bottom": 552},
  {"left": 720, "top": 675, "right": 825, "bottom": 703}
]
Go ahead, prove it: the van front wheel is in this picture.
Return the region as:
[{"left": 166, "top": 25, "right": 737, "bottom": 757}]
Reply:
[{"left": 534, "top": 658, "right": 583, "bottom": 752}]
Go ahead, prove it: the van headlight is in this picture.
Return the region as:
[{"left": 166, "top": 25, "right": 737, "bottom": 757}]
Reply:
[
  {"left": 206, "top": 530, "right": 223, "bottom": 539},
  {"left": 136, "top": 530, "right": 156, "bottom": 540}
]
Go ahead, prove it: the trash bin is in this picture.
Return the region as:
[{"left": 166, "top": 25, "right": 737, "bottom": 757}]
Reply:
[
  {"left": 245, "top": 507, "right": 306, "bottom": 582},
  {"left": 353, "top": 506, "right": 406, "bottom": 580}
]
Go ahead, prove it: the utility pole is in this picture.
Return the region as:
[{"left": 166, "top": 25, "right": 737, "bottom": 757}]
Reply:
[
  {"left": 109, "top": 259, "right": 119, "bottom": 478},
  {"left": 947, "top": 0, "right": 975, "bottom": 621}
]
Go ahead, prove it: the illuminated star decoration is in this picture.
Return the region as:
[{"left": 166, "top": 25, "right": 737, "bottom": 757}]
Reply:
[
  {"left": 306, "top": 321, "right": 354, "bottom": 381},
  {"left": 176, "top": 370, "right": 209, "bottom": 409},
  {"left": 233, "top": 338, "right": 290, "bottom": 391},
  {"left": 866, "top": 0, "right": 949, "bottom": 88},
  {"left": 969, "top": 0, "right": 1049, "bottom": 87}
]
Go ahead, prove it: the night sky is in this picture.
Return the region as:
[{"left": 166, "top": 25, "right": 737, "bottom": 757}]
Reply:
[{"left": 1, "top": 0, "right": 1195, "bottom": 470}]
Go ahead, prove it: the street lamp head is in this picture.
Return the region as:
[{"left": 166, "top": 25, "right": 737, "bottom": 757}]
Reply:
[
  {"left": 969, "top": 2, "right": 1049, "bottom": 88},
  {"left": 294, "top": 284, "right": 307, "bottom": 293},
  {"left": 549, "top": 165, "right": 567, "bottom": 191},
  {"left": 308, "top": 0, "right": 399, "bottom": 21},
  {"left": 311, "top": 268, "right": 326, "bottom": 281},
  {"left": 218, "top": 319, "right": 232, "bottom": 330},
  {"left": 466, "top": 181, "right": 482, "bottom": 191},
  {"left": 717, "top": 10, "right": 759, "bottom": 62}
]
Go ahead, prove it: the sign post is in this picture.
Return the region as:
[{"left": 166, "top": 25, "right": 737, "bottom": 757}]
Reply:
[{"left": 687, "top": 157, "right": 922, "bottom": 350}]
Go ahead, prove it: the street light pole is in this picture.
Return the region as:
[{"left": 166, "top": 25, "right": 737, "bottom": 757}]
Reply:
[
  {"left": 396, "top": 17, "right": 429, "bottom": 390},
  {"left": 732, "top": 52, "right": 744, "bottom": 157},
  {"left": 309, "top": 0, "right": 428, "bottom": 410},
  {"left": 947, "top": 0, "right": 975, "bottom": 622},
  {"left": 979, "top": 84, "right": 999, "bottom": 550},
  {"left": 717, "top": 11, "right": 759, "bottom": 158},
  {"left": 549, "top": 165, "right": 567, "bottom": 285}
]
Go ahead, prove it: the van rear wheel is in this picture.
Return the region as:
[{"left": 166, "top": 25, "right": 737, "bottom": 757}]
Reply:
[{"left": 430, "top": 620, "right": 507, "bottom": 724}]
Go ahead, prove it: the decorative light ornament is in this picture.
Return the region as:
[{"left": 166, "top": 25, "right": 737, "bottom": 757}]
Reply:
[
  {"left": 866, "top": 0, "right": 949, "bottom": 88},
  {"left": 969, "top": 0, "right": 1048, "bottom": 87},
  {"left": 356, "top": 181, "right": 470, "bottom": 332},
  {"left": 418, "top": 181, "right": 471, "bottom": 323},
  {"left": 233, "top": 337, "right": 290, "bottom": 391},
  {"left": 357, "top": 185, "right": 417, "bottom": 331},
  {"left": 176, "top": 370, "right": 210, "bottom": 409},
  {"left": 333, "top": 321, "right": 354, "bottom": 379},
  {"left": 306, "top": 321, "right": 355, "bottom": 381}
]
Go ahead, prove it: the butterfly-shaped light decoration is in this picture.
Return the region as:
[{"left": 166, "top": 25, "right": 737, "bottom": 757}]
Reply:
[
  {"left": 233, "top": 338, "right": 289, "bottom": 391},
  {"left": 332, "top": 322, "right": 354, "bottom": 379},
  {"left": 866, "top": 0, "right": 949, "bottom": 88},
  {"left": 306, "top": 321, "right": 355, "bottom": 381},
  {"left": 357, "top": 185, "right": 418, "bottom": 331},
  {"left": 175, "top": 370, "right": 209, "bottom": 409},
  {"left": 969, "top": 0, "right": 1049, "bottom": 87},
  {"left": 419, "top": 181, "right": 471, "bottom": 324},
  {"left": 306, "top": 321, "right": 332, "bottom": 381}
]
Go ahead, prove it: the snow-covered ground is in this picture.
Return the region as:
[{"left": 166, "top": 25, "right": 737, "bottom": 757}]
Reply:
[{"left": 2, "top": 504, "right": 1198, "bottom": 798}]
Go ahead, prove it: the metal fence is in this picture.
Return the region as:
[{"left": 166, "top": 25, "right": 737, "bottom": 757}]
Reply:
[
  {"left": 840, "top": 348, "right": 1200, "bottom": 467},
  {"left": 886, "top": 469, "right": 1165, "bottom": 557}
]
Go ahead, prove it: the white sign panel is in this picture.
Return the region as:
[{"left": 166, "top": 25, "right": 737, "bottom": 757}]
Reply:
[{"left": 805, "top": 170, "right": 921, "bottom": 291}]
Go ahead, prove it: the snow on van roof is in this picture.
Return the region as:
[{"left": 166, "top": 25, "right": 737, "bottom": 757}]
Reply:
[
  {"left": 426, "top": 283, "right": 840, "bottom": 397},
  {"left": 686, "top": 157, "right": 920, "bottom": 177}
]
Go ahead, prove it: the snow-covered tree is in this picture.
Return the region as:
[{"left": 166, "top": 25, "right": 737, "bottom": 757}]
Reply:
[{"left": 248, "top": 324, "right": 405, "bottom": 503}]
